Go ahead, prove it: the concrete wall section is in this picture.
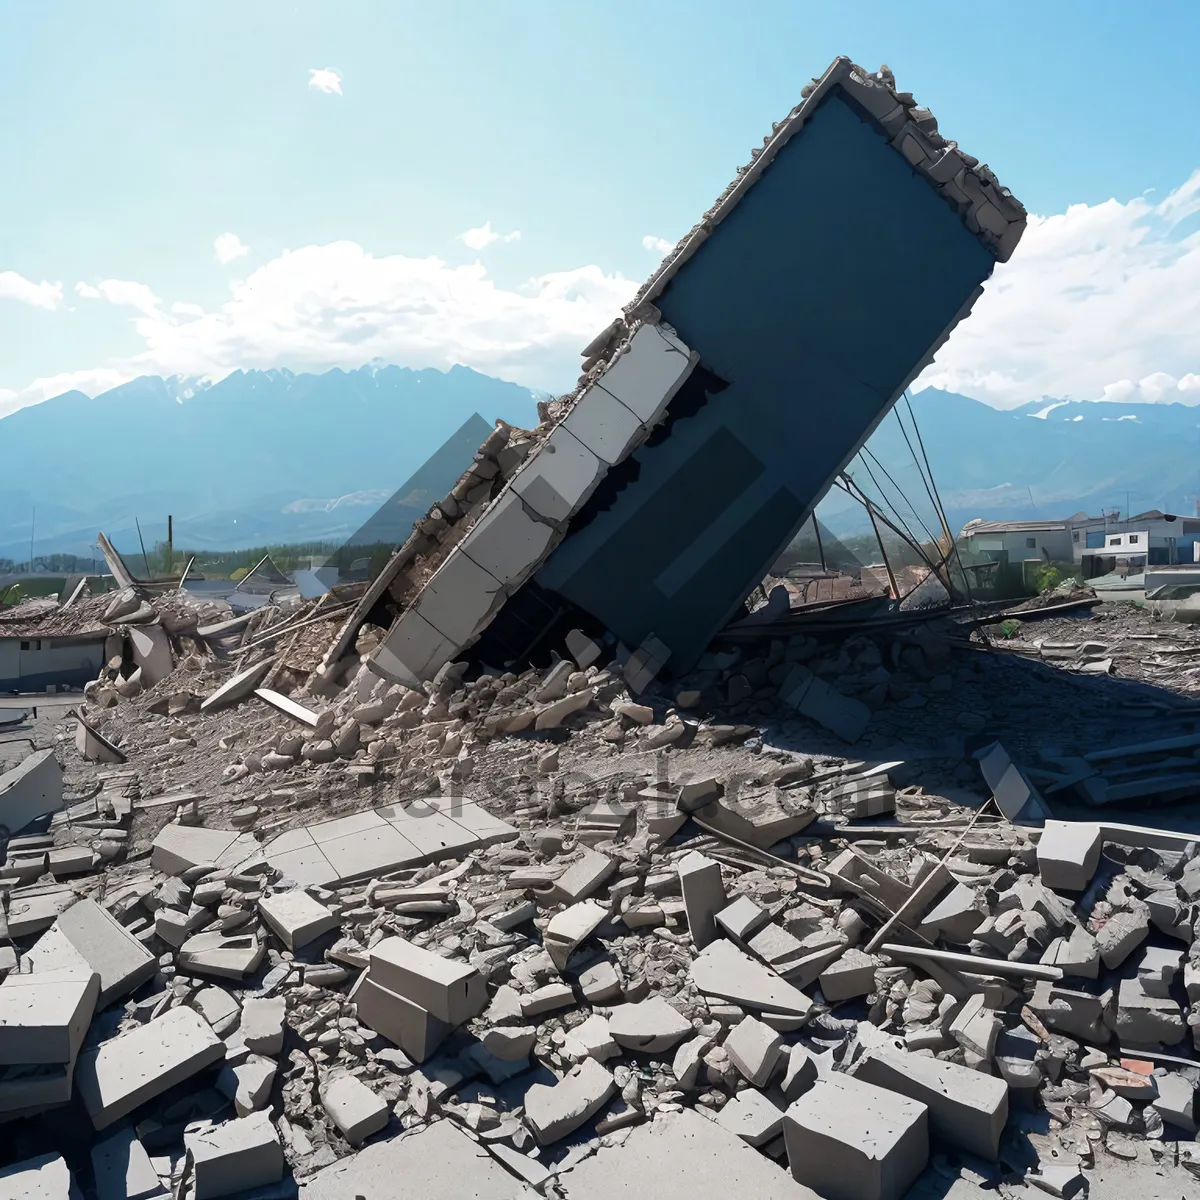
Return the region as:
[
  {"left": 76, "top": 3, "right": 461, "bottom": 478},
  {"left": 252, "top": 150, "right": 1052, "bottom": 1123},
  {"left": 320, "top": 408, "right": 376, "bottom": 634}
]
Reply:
[
  {"left": 0, "top": 635, "right": 107, "bottom": 693},
  {"left": 536, "top": 89, "right": 998, "bottom": 670}
]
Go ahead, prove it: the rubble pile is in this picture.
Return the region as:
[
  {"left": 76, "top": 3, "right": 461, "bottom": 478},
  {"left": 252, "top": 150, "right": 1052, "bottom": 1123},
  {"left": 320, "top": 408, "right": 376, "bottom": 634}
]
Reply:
[{"left": 4, "top": 574, "right": 1200, "bottom": 1198}]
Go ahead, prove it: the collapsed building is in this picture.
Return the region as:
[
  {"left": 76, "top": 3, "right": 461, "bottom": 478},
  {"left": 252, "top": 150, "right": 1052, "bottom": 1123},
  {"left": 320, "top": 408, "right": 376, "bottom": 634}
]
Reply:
[
  {"left": 315, "top": 56, "right": 1026, "bottom": 694},
  {"left": 10, "top": 54, "right": 1200, "bottom": 1200}
]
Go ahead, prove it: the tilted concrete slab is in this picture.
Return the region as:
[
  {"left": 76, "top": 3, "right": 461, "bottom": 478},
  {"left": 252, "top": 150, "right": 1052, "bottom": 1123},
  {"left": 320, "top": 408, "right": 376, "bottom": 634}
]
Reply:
[
  {"left": 75, "top": 1004, "right": 226, "bottom": 1129},
  {"left": 0, "top": 748, "right": 63, "bottom": 836},
  {"left": 151, "top": 823, "right": 241, "bottom": 876},
  {"left": 250, "top": 800, "right": 517, "bottom": 886},
  {"left": 200, "top": 659, "right": 274, "bottom": 713},
  {"left": 24, "top": 897, "right": 157, "bottom": 1009},
  {"left": 91, "top": 1127, "right": 169, "bottom": 1200},
  {"left": 557, "top": 1106, "right": 816, "bottom": 1199},
  {"left": 297, "top": 1116, "right": 526, "bottom": 1198}
]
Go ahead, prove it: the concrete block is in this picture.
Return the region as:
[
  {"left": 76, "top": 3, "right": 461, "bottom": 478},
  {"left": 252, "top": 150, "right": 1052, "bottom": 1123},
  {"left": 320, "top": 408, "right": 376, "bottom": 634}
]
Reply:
[
  {"left": 372, "top": 608, "right": 460, "bottom": 689},
  {"left": 1040, "top": 923, "right": 1100, "bottom": 979},
  {"left": 413, "top": 550, "right": 503, "bottom": 645},
  {"left": 151, "top": 823, "right": 240, "bottom": 876},
  {"left": 0, "top": 1153, "right": 82, "bottom": 1200},
  {"left": 723, "top": 1015, "right": 783, "bottom": 1086},
  {"left": 458, "top": 487, "right": 558, "bottom": 589},
  {"left": 562, "top": 1013, "right": 619, "bottom": 1063},
  {"left": 623, "top": 634, "right": 670, "bottom": 694},
  {"left": 545, "top": 848, "right": 616, "bottom": 905},
  {"left": 690, "top": 939, "right": 814, "bottom": 1019},
  {"left": 1028, "top": 981, "right": 1110, "bottom": 1044},
  {"left": 556, "top": 1105, "right": 814, "bottom": 1199},
  {"left": 200, "top": 659, "right": 274, "bottom": 713},
  {"left": 91, "top": 1127, "right": 167, "bottom": 1200},
  {"left": 784, "top": 1073, "right": 929, "bottom": 1200},
  {"left": 25, "top": 897, "right": 156, "bottom": 1009},
  {"left": 349, "top": 972, "right": 451, "bottom": 1063},
  {"left": 544, "top": 899, "right": 607, "bottom": 970},
  {"left": 608, "top": 998, "right": 692, "bottom": 1053},
  {"left": 917, "top": 883, "right": 983, "bottom": 942},
  {"left": 716, "top": 1087, "right": 784, "bottom": 1146},
  {"left": 216, "top": 1054, "right": 278, "bottom": 1116},
  {"left": 240, "top": 997, "right": 286, "bottom": 1056},
  {"left": 258, "top": 889, "right": 339, "bottom": 950},
  {"left": 186, "top": 1110, "right": 284, "bottom": 1198},
  {"left": 0, "top": 966, "right": 99, "bottom": 1065},
  {"left": 0, "top": 748, "right": 63, "bottom": 837},
  {"left": 192, "top": 986, "right": 240, "bottom": 1035},
  {"left": 178, "top": 931, "right": 265, "bottom": 980},
  {"left": 524, "top": 1057, "right": 616, "bottom": 1145},
  {"left": 1037, "top": 821, "right": 1102, "bottom": 892},
  {"left": 590, "top": 323, "right": 695, "bottom": 422},
  {"left": 565, "top": 628, "right": 602, "bottom": 669},
  {"left": 75, "top": 1004, "right": 226, "bottom": 1130},
  {"left": 510, "top": 424, "right": 605, "bottom": 524},
  {"left": 367, "top": 936, "right": 486, "bottom": 1025},
  {"left": 716, "top": 895, "right": 770, "bottom": 945},
  {"left": 677, "top": 851, "right": 726, "bottom": 950},
  {"left": 296, "top": 1116, "right": 523, "bottom": 1199},
  {"left": 482, "top": 1024, "right": 537, "bottom": 1062},
  {"left": 949, "top": 993, "right": 999, "bottom": 1059},
  {"left": 1136, "top": 945, "right": 1183, "bottom": 998},
  {"left": 796, "top": 674, "right": 871, "bottom": 743},
  {"left": 819, "top": 948, "right": 879, "bottom": 1003},
  {"left": 320, "top": 1073, "right": 389, "bottom": 1147},
  {"left": 781, "top": 1043, "right": 819, "bottom": 1101},
  {"left": 1115, "top": 977, "right": 1184, "bottom": 1046},
  {"left": 1097, "top": 908, "right": 1149, "bottom": 969},
  {"left": 562, "top": 379, "right": 648, "bottom": 464},
  {"left": 854, "top": 1045, "right": 1008, "bottom": 1160},
  {"left": 48, "top": 846, "right": 94, "bottom": 877},
  {"left": 1150, "top": 1070, "right": 1197, "bottom": 1133}
]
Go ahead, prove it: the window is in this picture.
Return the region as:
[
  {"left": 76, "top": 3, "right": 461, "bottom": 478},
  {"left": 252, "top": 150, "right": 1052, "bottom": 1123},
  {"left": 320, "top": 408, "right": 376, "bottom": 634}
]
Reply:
[
  {"left": 1130, "top": 534, "right": 1140, "bottom": 544},
  {"left": 1025, "top": 537, "right": 1037, "bottom": 549},
  {"left": 20, "top": 641, "right": 29, "bottom": 651},
  {"left": 1072, "top": 531, "right": 1079, "bottom": 542}
]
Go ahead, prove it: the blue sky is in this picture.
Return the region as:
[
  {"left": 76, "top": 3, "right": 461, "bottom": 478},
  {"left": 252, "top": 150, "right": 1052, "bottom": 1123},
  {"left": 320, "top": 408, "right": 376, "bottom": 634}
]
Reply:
[{"left": 1, "top": 0, "right": 1198, "bottom": 413}]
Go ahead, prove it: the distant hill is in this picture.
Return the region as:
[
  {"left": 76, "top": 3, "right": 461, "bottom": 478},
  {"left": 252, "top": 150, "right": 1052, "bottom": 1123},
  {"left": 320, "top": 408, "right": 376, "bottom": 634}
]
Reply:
[
  {"left": 817, "top": 389, "right": 1200, "bottom": 537},
  {"left": 0, "top": 365, "right": 539, "bottom": 562},
  {"left": 3, "top": 363, "right": 1196, "bottom": 565}
]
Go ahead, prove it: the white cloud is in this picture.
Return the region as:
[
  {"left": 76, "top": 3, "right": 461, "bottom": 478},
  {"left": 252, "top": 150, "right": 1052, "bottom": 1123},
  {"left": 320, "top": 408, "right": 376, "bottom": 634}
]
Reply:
[
  {"left": 76, "top": 278, "right": 162, "bottom": 316},
  {"left": 214, "top": 232, "right": 249, "bottom": 264},
  {"left": 917, "top": 169, "right": 1200, "bottom": 407},
  {"left": 6, "top": 242, "right": 636, "bottom": 411},
  {"left": 0, "top": 271, "right": 62, "bottom": 310},
  {"left": 458, "top": 222, "right": 521, "bottom": 251},
  {"left": 642, "top": 234, "right": 674, "bottom": 255},
  {"left": 308, "top": 68, "right": 342, "bottom": 96}
]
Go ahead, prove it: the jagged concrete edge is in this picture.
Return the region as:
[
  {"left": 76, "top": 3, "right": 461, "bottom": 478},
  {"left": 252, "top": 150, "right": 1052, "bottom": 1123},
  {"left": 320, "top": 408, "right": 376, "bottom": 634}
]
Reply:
[
  {"left": 96, "top": 532, "right": 139, "bottom": 593},
  {"left": 366, "top": 325, "right": 699, "bottom": 685}
]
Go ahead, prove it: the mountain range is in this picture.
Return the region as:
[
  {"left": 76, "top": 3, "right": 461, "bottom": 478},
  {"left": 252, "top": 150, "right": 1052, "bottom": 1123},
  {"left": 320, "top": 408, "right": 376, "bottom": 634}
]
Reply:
[
  {"left": 1, "top": 364, "right": 1197, "bottom": 564},
  {"left": 0, "top": 365, "right": 539, "bottom": 564}
]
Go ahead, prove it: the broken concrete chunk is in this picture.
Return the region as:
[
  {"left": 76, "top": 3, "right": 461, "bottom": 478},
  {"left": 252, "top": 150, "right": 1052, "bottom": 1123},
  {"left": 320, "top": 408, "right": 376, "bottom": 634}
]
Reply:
[
  {"left": 524, "top": 1058, "right": 616, "bottom": 1145},
  {"left": 199, "top": 659, "right": 275, "bottom": 713},
  {"left": 1037, "top": 821, "right": 1102, "bottom": 892},
  {"left": 1096, "top": 908, "right": 1149, "bottom": 969},
  {"left": 240, "top": 997, "right": 286, "bottom": 1056},
  {"left": 562, "top": 1013, "right": 619, "bottom": 1063},
  {"left": 717, "top": 1087, "right": 785, "bottom": 1146},
  {"left": 258, "top": 888, "right": 339, "bottom": 950},
  {"left": 320, "top": 1073, "right": 389, "bottom": 1147},
  {"left": 623, "top": 634, "right": 670, "bottom": 694},
  {"left": 0, "top": 1154, "right": 82, "bottom": 1200},
  {"left": 185, "top": 1110, "right": 284, "bottom": 1199},
  {"left": 716, "top": 894, "right": 771, "bottom": 945},
  {"left": 608, "top": 997, "right": 692, "bottom": 1053},
  {"left": 677, "top": 850, "right": 726, "bottom": 950},
  {"left": 544, "top": 899, "right": 608, "bottom": 971},
  {"left": 819, "top": 948, "right": 879, "bottom": 1003},
  {"left": 75, "top": 1005, "right": 225, "bottom": 1130},
  {"left": 25, "top": 897, "right": 156, "bottom": 1010},
  {"left": 178, "top": 931, "right": 265, "bottom": 980},
  {"left": 1150, "top": 1070, "right": 1197, "bottom": 1134},
  {"left": 854, "top": 1045, "right": 1008, "bottom": 1161},
  {"left": 724, "top": 1014, "right": 783, "bottom": 1087},
  {"left": 91, "top": 1127, "right": 166, "bottom": 1200},
  {"left": 215, "top": 1055, "right": 277, "bottom": 1117},
  {"left": 690, "top": 939, "right": 814, "bottom": 1019},
  {"left": 1115, "top": 977, "right": 1184, "bottom": 1047},
  {"left": 151, "top": 823, "right": 240, "bottom": 876},
  {"left": 565, "top": 628, "right": 602, "bottom": 669},
  {"left": 784, "top": 1073, "right": 929, "bottom": 1200},
  {"left": 0, "top": 748, "right": 64, "bottom": 837},
  {"left": 543, "top": 849, "right": 616, "bottom": 906}
]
